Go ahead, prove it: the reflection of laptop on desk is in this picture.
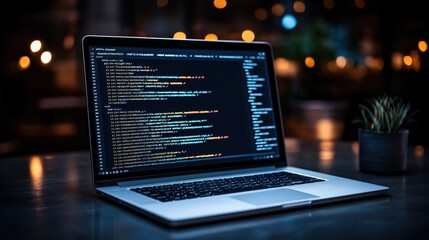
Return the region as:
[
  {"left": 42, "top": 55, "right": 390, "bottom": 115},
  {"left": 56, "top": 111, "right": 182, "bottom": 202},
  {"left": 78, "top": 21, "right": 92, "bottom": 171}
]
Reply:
[{"left": 81, "top": 35, "right": 388, "bottom": 227}]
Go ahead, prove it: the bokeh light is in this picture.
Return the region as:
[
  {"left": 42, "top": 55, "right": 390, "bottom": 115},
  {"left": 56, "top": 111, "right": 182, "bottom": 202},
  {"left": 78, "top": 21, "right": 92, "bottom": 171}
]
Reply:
[
  {"left": 173, "top": 32, "right": 186, "bottom": 39},
  {"left": 282, "top": 14, "right": 297, "bottom": 30},
  {"left": 63, "top": 34, "right": 75, "bottom": 50},
  {"left": 403, "top": 55, "right": 412, "bottom": 66},
  {"left": 336, "top": 56, "right": 347, "bottom": 69},
  {"left": 305, "top": 57, "right": 315, "bottom": 68},
  {"left": 294, "top": 1, "right": 306, "bottom": 13},
  {"left": 30, "top": 40, "right": 42, "bottom": 53},
  {"left": 271, "top": 4, "right": 285, "bottom": 16},
  {"left": 18, "top": 56, "right": 31, "bottom": 70},
  {"left": 213, "top": 0, "right": 227, "bottom": 9},
  {"left": 40, "top": 51, "right": 52, "bottom": 64},
  {"left": 241, "top": 30, "right": 255, "bottom": 42},
  {"left": 418, "top": 41, "right": 427, "bottom": 52},
  {"left": 205, "top": 33, "right": 218, "bottom": 40}
]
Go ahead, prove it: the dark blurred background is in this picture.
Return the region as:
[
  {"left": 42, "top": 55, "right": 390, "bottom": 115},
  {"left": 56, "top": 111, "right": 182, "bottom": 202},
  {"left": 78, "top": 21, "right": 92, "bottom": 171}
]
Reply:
[{"left": 1, "top": 0, "right": 428, "bottom": 156}]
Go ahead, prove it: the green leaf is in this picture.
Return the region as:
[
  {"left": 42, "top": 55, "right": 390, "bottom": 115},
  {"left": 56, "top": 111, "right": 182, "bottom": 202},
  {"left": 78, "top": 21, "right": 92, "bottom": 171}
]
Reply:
[{"left": 354, "top": 95, "right": 418, "bottom": 133}]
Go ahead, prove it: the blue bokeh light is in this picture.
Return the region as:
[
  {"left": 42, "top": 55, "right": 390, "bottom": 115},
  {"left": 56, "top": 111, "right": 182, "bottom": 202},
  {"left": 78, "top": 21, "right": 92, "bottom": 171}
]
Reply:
[{"left": 282, "top": 14, "right": 297, "bottom": 30}]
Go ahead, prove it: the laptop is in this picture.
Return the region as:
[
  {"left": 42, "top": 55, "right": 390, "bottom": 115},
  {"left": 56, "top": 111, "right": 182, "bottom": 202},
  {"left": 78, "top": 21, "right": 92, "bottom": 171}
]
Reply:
[{"left": 81, "top": 34, "right": 388, "bottom": 227}]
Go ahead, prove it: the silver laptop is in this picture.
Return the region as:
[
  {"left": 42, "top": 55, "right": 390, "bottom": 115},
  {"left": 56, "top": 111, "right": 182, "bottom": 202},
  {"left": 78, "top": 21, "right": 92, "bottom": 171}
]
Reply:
[{"left": 81, "top": 34, "right": 388, "bottom": 227}]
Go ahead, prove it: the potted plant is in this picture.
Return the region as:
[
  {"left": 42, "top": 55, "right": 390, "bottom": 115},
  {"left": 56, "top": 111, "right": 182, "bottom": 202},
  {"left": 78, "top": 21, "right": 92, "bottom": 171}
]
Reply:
[{"left": 354, "top": 95, "right": 418, "bottom": 175}]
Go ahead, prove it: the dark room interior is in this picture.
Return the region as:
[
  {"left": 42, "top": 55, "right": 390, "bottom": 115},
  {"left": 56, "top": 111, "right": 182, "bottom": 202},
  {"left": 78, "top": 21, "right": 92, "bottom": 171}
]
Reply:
[{"left": 1, "top": 1, "right": 428, "bottom": 239}]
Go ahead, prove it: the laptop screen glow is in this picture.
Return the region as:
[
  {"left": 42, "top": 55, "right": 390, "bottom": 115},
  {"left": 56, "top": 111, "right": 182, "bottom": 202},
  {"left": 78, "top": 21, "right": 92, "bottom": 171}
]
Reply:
[{"left": 86, "top": 41, "right": 285, "bottom": 179}]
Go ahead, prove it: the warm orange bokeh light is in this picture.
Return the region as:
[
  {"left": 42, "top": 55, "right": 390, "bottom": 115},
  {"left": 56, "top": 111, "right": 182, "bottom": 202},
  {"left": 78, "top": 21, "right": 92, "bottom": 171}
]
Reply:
[
  {"left": 271, "top": 4, "right": 285, "bottom": 16},
  {"left": 319, "top": 141, "right": 335, "bottom": 161},
  {"left": 173, "top": 32, "right": 186, "bottom": 39},
  {"left": 213, "top": 0, "right": 227, "bottom": 9},
  {"left": 205, "top": 33, "right": 218, "bottom": 40},
  {"left": 392, "top": 52, "right": 403, "bottom": 70},
  {"left": 365, "top": 56, "right": 384, "bottom": 71},
  {"left": 63, "top": 34, "right": 75, "bottom": 50},
  {"left": 418, "top": 41, "right": 428, "bottom": 52},
  {"left": 316, "top": 119, "right": 336, "bottom": 141},
  {"left": 275, "top": 58, "right": 299, "bottom": 77},
  {"left": 30, "top": 156, "right": 43, "bottom": 191},
  {"left": 403, "top": 55, "right": 412, "bottom": 66},
  {"left": 18, "top": 56, "right": 31, "bottom": 70},
  {"left": 336, "top": 56, "right": 347, "bottom": 69},
  {"left": 294, "top": 1, "right": 306, "bottom": 13},
  {"left": 241, "top": 30, "right": 255, "bottom": 42},
  {"left": 305, "top": 57, "right": 315, "bottom": 68}
]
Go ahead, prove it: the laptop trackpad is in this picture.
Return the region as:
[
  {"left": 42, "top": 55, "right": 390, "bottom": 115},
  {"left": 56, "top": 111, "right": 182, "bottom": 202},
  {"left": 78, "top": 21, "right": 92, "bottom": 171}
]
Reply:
[{"left": 231, "top": 188, "right": 319, "bottom": 206}]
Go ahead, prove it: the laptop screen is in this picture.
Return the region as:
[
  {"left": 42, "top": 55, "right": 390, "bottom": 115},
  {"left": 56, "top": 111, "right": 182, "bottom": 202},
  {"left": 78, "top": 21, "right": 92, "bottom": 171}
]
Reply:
[{"left": 82, "top": 36, "right": 287, "bottom": 181}]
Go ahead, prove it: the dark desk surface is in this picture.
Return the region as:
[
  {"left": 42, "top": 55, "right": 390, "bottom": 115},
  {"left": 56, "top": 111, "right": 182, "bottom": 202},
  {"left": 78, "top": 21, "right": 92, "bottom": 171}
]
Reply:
[{"left": 1, "top": 139, "right": 428, "bottom": 240}]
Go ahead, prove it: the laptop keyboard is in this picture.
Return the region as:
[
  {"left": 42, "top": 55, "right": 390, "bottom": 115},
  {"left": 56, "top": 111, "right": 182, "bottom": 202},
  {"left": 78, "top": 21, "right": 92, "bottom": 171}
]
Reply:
[{"left": 130, "top": 171, "right": 324, "bottom": 202}]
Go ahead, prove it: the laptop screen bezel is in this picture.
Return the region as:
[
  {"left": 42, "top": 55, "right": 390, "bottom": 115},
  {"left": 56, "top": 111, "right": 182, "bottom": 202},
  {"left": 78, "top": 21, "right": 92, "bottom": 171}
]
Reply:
[{"left": 81, "top": 35, "right": 288, "bottom": 185}]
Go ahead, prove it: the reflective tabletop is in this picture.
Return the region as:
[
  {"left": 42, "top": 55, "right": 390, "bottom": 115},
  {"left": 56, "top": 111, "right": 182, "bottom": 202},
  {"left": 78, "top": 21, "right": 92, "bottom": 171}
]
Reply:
[{"left": 1, "top": 139, "right": 428, "bottom": 240}]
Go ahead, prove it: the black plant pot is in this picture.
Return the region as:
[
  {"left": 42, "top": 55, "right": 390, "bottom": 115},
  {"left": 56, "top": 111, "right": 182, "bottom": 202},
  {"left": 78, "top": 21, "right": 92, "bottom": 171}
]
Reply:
[{"left": 358, "top": 129, "right": 409, "bottom": 175}]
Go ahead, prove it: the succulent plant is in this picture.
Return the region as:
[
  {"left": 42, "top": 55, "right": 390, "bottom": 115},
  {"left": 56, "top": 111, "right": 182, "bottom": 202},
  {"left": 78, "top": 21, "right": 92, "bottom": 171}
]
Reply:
[{"left": 356, "top": 95, "right": 418, "bottom": 133}]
